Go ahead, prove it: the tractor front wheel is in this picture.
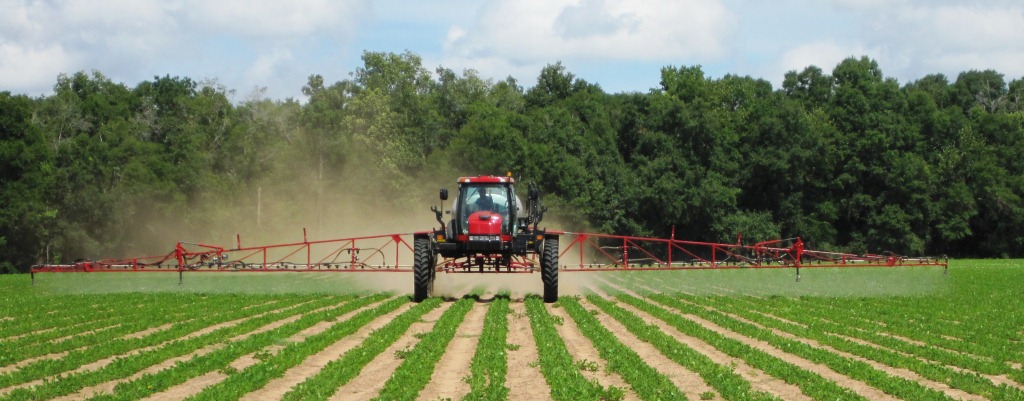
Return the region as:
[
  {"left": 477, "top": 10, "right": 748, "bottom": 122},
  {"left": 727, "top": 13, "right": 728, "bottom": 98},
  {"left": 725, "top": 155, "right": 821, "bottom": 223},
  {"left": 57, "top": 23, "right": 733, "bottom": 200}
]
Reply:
[
  {"left": 541, "top": 236, "right": 559, "bottom": 303},
  {"left": 413, "top": 238, "right": 434, "bottom": 302}
]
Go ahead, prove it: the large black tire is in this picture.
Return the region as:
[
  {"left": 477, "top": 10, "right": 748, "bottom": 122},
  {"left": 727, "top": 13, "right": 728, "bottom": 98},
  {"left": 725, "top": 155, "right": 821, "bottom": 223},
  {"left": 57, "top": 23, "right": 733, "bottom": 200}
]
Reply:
[
  {"left": 413, "top": 238, "right": 434, "bottom": 302},
  {"left": 541, "top": 236, "right": 559, "bottom": 303}
]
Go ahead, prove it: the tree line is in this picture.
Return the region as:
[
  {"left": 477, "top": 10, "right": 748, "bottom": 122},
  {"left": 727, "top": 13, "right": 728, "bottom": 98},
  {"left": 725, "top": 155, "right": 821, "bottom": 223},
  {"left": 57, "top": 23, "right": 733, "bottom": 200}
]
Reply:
[{"left": 2, "top": 51, "right": 1023, "bottom": 272}]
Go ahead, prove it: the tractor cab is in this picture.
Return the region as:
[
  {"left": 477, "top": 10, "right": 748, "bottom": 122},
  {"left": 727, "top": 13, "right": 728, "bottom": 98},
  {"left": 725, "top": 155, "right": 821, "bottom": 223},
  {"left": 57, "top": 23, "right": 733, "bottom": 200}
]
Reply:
[
  {"left": 417, "top": 174, "right": 558, "bottom": 303},
  {"left": 429, "top": 175, "right": 545, "bottom": 258},
  {"left": 455, "top": 183, "right": 520, "bottom": 237}
]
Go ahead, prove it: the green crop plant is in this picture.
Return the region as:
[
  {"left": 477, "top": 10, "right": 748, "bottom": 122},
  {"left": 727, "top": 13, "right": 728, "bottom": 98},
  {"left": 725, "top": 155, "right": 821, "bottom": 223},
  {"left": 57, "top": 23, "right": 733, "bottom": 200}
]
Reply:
[
  {"left": 10, "top": 295, "right": 372, "bottom": 401},
  {"left": 372, "top": 295, "right": 476, "bottom": 400},
  {"left": 585, "top": 295, "right": 779, "bottom": 401},
  {"left": 281, "top": 297, "right": 443, "bottom": 401},
  {"left": 524, "top": 296, "right": 622, "bottom": 401},
  {"left": 559, "top": 296, "right": 683, "bottom": 401},
  {"left": 463, "top": 294, "right": 511, "bottom": 401},
  {"left": 616, "top": 293, "right": 868, "bottom": 401}
]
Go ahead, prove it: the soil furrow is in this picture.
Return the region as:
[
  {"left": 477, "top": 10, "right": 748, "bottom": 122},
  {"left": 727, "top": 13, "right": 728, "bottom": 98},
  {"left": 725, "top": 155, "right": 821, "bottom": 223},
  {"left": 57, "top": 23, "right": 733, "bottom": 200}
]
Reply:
[
  {"left": 545, "top": 303, "right": 640, "bottom": 401},
  {"left": 134, "top": 299, "right": 369, "bottom": 401},
  {"left": 237, "top": 300, "right": 415, "bottom": 401},
  {"left": 327, "top": 300, "right": 454, "bottom": 401},
  {"left": 418, "top": 300, "right": 488, "bottom": 400},
  {"left": 592, "top": 279, "right": 812, "bottom": 401},
  {"left": 40, "top": 300, "right": 334, "bottom": 400},
  {"left": 506, "top": 302, "right": 552, "bottom": 401},
  {"left": 578, "top": 296, "right": 721, "bottom": 401}
]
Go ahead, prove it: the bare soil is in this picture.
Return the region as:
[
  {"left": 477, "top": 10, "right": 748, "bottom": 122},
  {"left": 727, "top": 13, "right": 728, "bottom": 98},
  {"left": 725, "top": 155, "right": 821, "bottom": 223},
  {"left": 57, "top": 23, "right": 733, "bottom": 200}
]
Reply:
[
  {"left": 239, "top": 299, "right": 415, "bottom": 401},
  {"left": 141, "top": 298, "right": 375, "bottom": 401},
  {"left": 545, "top": 303, "right": 641, "bottom": 401},
  {"left": 418, "top": 300, "right": 488, "bottom": 400},
  {"left": 577, "top": 296, "right": 723, "bottom": 401},
  {"left": 328, "top": 301, "right": 454, "bottom": 400},
  {"left": 506, "top": 302, "right": 553, "bottom": 401},
  {"left": 590, "top": 279, "right": 812, "bottom": 401}
]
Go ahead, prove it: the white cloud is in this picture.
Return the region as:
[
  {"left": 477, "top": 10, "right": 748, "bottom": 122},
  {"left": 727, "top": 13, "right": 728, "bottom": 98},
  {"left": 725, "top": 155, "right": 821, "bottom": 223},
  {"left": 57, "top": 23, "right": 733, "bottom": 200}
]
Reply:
[
  {"left": 441, "top": 0, "right": 735, "bottom": 86},
  {"left": 2, "top": 0, "right": 1022, "bottom": 99},
  {"left": 0, "top": 0, "right": 368, "bottom": 99},
  {"left": 758, "top": 2, "right": 1024, "bottom": 87},
  {"left": 777, "top": 40, "right": 868, "bottom": 77},
  {"left": 0, "top": 42, "right": 75, "bottom": 95},
  {"left": 870, "top": 4, "right": 1024, "bottom": 81},
  {"left": 185, "top": 0, "right": 367, "bottom": 39},
  {"left": 245, "top": 47, "right": 295, "bottom": 84}
]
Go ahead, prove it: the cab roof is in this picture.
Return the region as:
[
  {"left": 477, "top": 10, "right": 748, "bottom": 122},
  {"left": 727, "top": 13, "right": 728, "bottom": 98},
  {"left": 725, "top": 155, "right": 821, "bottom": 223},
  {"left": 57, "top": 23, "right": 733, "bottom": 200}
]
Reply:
[{"left": 457, "top": 175, "right": 515, "bottom": 184}]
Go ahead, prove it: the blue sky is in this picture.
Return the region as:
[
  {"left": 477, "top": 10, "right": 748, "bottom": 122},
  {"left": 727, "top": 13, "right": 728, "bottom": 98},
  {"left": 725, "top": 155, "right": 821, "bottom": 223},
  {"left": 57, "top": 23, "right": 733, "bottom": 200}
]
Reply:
[{"left": 2, "top": 0, "right": 1023, "bottom": 101}]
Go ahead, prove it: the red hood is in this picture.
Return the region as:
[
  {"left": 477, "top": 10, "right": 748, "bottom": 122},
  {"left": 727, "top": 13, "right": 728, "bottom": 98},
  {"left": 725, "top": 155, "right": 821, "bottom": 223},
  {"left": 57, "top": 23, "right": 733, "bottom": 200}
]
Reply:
[{"left": 467, "top": 211, "right": 503, "bottom": 235}]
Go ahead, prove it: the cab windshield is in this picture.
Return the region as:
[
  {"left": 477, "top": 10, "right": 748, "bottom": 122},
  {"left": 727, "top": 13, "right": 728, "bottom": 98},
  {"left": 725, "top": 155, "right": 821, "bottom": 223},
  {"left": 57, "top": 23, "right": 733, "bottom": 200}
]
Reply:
[{"left": 459, "top": 184, "right": 512, "bottom": 232}]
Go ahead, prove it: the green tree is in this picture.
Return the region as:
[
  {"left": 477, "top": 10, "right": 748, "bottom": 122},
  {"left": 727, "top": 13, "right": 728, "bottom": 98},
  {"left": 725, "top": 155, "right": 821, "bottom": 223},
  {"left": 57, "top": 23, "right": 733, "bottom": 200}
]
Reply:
[{"left": 0, "top": 92, "right": 55, "bottom": 272}]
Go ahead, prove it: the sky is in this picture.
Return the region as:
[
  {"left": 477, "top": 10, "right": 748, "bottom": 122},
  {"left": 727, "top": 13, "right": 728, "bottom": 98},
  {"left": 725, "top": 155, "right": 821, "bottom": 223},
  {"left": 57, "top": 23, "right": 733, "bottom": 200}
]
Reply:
[{"left": 2, "top": 0, "right": 1023, "bottom": 102}]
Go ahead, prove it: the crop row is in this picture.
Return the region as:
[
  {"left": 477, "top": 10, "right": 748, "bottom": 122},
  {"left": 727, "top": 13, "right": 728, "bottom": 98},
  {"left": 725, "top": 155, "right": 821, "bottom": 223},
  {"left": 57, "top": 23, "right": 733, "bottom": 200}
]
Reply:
[
  {"left": 371, "top": 295, "right": 476, "bottom": 400},
  {"left": 0, "top": 295, "right": 327, "bottom": 392},
  {"left": 0, "top": 295, "right": 285, "bottom": 368},
  {"left": 712, "top": 292, "right": 1024, "bottom": 386},
  {"left": 610, "top": 269, "right": 1024, "bottom": 398},
  {"left": 631, "top": 265, "right": 1023, "bottom": 368},
  {"left": 524, "top": 296, "right": 623, "bottom": 401},
  {"left": 4, "top": 266, "right": 1021, "bottom": 401},
  {"left": 182, "top": 294, "right": 410, "bottom": 400},
  {"left": 0, "top": 294, "right": 367, "bottom": 400},
  {"left": 665, "top": 273, "right": 1017, "bottom": 368},
  {"left": 672, "top": 293, "right": 1024, "bottom": 401},
  {"left": 583, "top": 294, "right": 780, "bottom": 401},
  {"left": 463, "top": 294, "right": 511, "bottom": 401},
  {"left": 86, "top": 294, "right": 391, "bottom": 401},
  {"left": 0, "top": 292, "right": 273, "bottom": 342},
  {"left": 557, "top": 296, "right": 682, "bottom": 400},
  {"left": 280, "top": 297, "right": 444, "bottom": 400}
]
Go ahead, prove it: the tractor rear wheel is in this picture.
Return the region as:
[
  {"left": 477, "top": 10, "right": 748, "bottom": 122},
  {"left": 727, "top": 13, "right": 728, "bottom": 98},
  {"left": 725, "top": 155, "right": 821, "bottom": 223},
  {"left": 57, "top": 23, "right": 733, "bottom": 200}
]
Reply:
[
  {"left": 413, "top": 238, "right": 433, "bottom": 302},
  {"left": 541, "top": 236, "right": 559, "bottom": 303}
]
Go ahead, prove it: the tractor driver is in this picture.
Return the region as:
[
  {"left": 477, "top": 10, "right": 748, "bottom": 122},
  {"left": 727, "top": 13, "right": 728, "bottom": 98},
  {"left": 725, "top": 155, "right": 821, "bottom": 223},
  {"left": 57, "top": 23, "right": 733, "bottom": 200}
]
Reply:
[{"left": 475, "top": 189, "right": 494, "bottom": 212}]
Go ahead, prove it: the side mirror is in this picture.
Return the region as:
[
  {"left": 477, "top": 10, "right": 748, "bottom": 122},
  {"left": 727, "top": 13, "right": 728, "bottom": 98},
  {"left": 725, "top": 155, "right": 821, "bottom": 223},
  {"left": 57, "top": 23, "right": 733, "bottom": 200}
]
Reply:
[{"left": 439, "top": 188, "right": 448, "bottom": 201}]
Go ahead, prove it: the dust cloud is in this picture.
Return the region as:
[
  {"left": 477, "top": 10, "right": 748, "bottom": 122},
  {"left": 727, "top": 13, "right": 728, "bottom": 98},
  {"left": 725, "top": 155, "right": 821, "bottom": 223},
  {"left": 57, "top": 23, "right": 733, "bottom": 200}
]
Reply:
[
  {"left": 94, "top": 128, "right": 616, "bottom": 299},
  {"left": 121, "top": 143, "right": 457, "bottom": 261}
]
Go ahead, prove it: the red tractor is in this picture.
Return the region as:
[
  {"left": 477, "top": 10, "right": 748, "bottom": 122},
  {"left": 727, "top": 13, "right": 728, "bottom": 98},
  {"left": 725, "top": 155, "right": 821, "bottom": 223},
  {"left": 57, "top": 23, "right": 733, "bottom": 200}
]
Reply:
[{"left": 413, "top": 175, "right": 559, "bottom": 302}]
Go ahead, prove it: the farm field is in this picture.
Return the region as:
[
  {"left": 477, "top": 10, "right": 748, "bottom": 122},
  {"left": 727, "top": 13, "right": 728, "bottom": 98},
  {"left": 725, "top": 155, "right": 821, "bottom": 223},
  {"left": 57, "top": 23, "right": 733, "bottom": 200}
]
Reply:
[{"left": 1, "top": 260, "right": 1022, "bottom": 400}]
